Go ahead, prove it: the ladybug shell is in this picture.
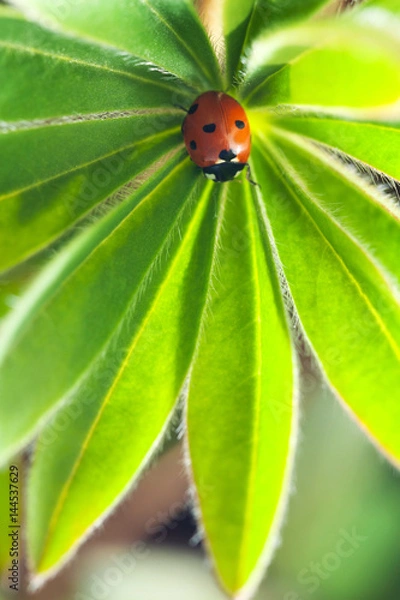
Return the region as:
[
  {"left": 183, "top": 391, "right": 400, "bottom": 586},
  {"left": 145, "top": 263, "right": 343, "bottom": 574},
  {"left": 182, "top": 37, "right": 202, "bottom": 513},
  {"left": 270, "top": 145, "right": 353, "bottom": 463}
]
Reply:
[{"left": 182, "top": 91, "right": 251, "bottom": 169}]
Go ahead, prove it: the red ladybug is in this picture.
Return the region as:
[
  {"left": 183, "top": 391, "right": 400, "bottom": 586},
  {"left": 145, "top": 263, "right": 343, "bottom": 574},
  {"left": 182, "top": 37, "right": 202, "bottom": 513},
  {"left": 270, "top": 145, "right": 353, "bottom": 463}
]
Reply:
[{"left": 181, "top": 91, "right": 254, "bottom": 183}]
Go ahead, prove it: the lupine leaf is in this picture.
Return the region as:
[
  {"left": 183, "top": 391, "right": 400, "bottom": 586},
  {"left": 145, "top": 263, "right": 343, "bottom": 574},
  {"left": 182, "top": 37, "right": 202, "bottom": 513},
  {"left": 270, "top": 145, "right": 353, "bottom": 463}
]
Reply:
[
  {"left": 0, "top": 152, "right": 196, "bottom": 465},
  {"left": 222, "top": 0, "right": 333, "bottom": 85},
  {"left": 0, "top": 119, "right": 183, "bottom": 272},
  {"left": 26, "top": 171, "right": 218, "bottom": 579},
  {"left": 245, "top": 36, "right": 400, "bottom": 108},
  {"left": 252, "top": 133, "right": 400, "bottom": 466},
  {"left": 0, "top": 11, "right": 191, "bottom": 272},
  {"left": 272, "top": 114, "right": 400, "bottom": 182},
  {"left": 242, "top": 7, "right": 400, "bottom": 109},
  {"left": 0, "top": 13, "right": 195, "bottom": 122},
  {"left": 187, "top": 182, "right": 295, "bottom": 597},
  {"left": 269, "top": 115, "right": 400, "bottom": 287},
  {"left": 9, "top": 0, "right": 223, "bottom": 90}
]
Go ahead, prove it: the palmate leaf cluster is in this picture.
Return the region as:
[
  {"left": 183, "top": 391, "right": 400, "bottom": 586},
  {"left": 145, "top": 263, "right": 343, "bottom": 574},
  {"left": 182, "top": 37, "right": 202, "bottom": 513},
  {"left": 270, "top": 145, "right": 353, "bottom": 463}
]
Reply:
[{"left": 0, "top": 0, "right": 399, "bottom": 597}]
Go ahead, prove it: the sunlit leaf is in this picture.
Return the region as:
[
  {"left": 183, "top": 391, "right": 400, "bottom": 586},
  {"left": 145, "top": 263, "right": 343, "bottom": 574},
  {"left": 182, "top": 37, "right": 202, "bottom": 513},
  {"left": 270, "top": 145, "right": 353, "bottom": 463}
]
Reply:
[
  {"left": 10, "top": 0, "right": 222, "bottom": 90},
  {"left": 0, "top": 12, "right": 195, "bottom": 122},
  {"left": 272, "top": 114, "right": 400, "bottom": 182},
  {"left": 245, "top": 34, "right": 400, "bottom": 108},
  {"left": 252, "top": 132, "right": 400, "bottom": 466},
  {"left": 26, "top": 171, "right": 217, "bottom": 579},
  {"left": 269, "top": 115, "right": 400, "bottom": 287},
  {"left": 0, "top": 119, "right": 182, "bottom": 273},
  {"left": 241, "top": 3, "right": 400, "bottom": 110},
  {"left": 0, "top": 152, "right": 194, "bottom": 465},
  {"left": 187, "top": 182, "right": 295, "bottom": 596},
  {"left": 222, "top": 0, "right": 332, "bottom": 85},
  {"left": 0, "top": 10, "right": 191, "bottom": 272}
]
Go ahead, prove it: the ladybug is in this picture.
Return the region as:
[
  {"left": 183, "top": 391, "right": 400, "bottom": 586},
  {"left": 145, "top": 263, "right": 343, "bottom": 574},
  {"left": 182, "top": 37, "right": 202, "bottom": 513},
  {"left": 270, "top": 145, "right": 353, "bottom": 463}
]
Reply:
[{"left": 181, "top": 91, "right": 255, "bottom": 184}]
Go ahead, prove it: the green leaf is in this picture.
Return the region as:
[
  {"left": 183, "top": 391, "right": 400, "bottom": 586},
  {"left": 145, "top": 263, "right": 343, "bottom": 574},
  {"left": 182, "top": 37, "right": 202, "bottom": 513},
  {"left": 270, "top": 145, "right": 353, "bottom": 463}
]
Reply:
[
  {"left": 222, "top": 0, "right": 332, "bottom": 85},
  {"left": 187, "top": 183, "right": 295, "bottom": 596},
  {"left": 26, "top": 171, "right": 218, "bottom": 579},
  {"left": 245, "top": 33, "right": 400, "bottom": 108},
  {"left": 0, "top": 152, "right": 192, "bottom": 464},
  {"left": 252, "top": 131, "right": 400, "bottom": 466},
  {"left": 241, "top": 7, "right": 400, "bottom": 110},
  {"left": 276, "top": 123, "right": 400, "bottom": 289},
  {"left": 269, "top": 116, "right": 400, "bottom": 288},
  {"left": 0, "top": 13, "right": 195, "bottom": 122},
  {"left": 0, "top": 119, "right": 182, "bottom": 273},
  {"left": 222, "top": 1, "right": 255, "bottom": 86},
  {"left": 270, "top": 124, "right": 400, "bottom": 299},
  {"left": 271, "top": 114, "right": 400, "bottom": 183},
  {"left": 1, "top": 118, "right": 176, "bottom": 197},
  {"left": 11, "top": 0, "right": 222, "bottom": 90},
  {"left": 0, "top": 9, "right": 195, "bottom": 272}
]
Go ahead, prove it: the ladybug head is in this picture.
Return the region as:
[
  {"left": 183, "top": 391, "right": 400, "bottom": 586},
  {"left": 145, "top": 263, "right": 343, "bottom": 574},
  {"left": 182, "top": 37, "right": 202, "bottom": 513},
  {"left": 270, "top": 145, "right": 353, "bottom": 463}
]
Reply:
[{"left": 202, "top": 161, "right": 246, "bottom": 182}]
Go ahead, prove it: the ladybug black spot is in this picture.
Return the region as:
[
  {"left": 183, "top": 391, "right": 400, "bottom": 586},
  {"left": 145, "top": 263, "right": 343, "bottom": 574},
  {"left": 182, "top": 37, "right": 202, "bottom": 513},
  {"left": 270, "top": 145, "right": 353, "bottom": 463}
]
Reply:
[
  {"left": 188, "top": 103, "right": 199, "bottom": 114},
  {"left": 203, "top": 123, "right": 216, "bottom": 133},
  {"left": 235, "top": 120, "right": 245, "bottom": 129},
  {"left": 219, "top": 149, "right": 236, "bottom": 162},
  {"left": 190, "top": 140, "right": 197, "bottom": 150}
]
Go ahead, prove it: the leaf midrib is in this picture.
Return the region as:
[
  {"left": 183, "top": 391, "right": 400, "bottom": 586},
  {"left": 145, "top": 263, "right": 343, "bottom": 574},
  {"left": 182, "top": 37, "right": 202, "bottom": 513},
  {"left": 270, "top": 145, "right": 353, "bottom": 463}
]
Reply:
[
  {"left": 236, "top": 182, "right": 263, "bottom": 586},
  {"left": 0, "top": 109, "right": 183, "bottom": 135},
  {"left": 184, "top": 184, "right": 227, "bottom": 580}
]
